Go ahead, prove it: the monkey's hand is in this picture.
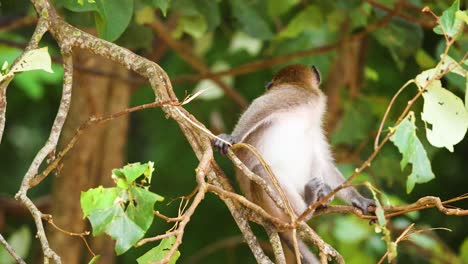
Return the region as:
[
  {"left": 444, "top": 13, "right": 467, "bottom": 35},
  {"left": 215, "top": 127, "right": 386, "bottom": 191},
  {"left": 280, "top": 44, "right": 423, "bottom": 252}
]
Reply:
[
  {"left": 212, "top": 134, "right": 238, "bottom": 155},
  {"left": 351, "top": 196, "right": 376, "bottom": 215},
  {"left": 304, "top": 177, "right": 334, "bottom": 208}
]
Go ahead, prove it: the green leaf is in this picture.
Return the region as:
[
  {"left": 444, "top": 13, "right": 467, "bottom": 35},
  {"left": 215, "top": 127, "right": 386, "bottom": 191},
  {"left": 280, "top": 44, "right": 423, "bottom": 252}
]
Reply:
[
  {"left": 62, "top": 0, "right": 133, "bottom": 41},
  {"left": 267, "top": 0, "right": 299, "bottom": 17},
  {"left": 415, "top": 68, "right": 468, "bottom": 152},
  {"left": 373, "top": 16, "right": 422, "bottom": 70},
  {"left": 421, "top": 81, "right": 468, "bottom": 152},
  {"left": 192, "top": 61, "right": 234, "bottom": 101},
  {"left": 332, "top": 100, "right": 374, "bottom": 145},
  {"left": 278, "top": 6, "right": 323, "bottom": 39},
  {"left": 94, "top": 0, "right": 134, "bottom": 41},
  {"left": 439, "top": 54, "right": 467, "bottom": 77},
  {"left": 81, "top": 186, "right": 120, "bottom": 218},
  {"left": 127, "top": 186, "right": 163, "bottom": 231},
  {"left": 456, "top": 10, "right": 468, "bottom": 25},
  {"left": 433, "top": 0, "right": 463, "bottom": 38},
  {"left": 88, "top": 207, "right": 119, "bottom": 235},
  {"left": 465, "top": 74, "right": 468, "bottom": 111},
  {"left": 0, "top": 226, "right": 31, "bottom": 264},
  {"left": 81, "top": 162, "right": 161, "bottom": 255},
  {"left": 195, "top": 0, "right": 221, "bottom": 31},
  {"left": 88, "top": 255, "right": 101, "bottom": 264},
  {"left": 109, "top": 207, "right": 145, "bottom": 255},
  {"left": 415, "top": 49, "right": 436, "bottom": 69},
  {"left": 135, "top": 6, "right": 156, "bottom": 25},
  {"left": 230, "top": 0, "right": 273, "bottom": 40},
  {"left": 119, "top": 162, "right": 148, "bottom": 183},
  {"left": 390, "top": 114, "right": 435, "bottom": 193},
  {"left": 13, "top": 63, "right": 63, "bottom": 100},
  {"left": 364, "top": 67, "right": 379, "bottom": 81},
  {"left": 11, "top": 47, "right": 53, "bottom": 74},
  {"left": 145, "top": 0, "right": 170, "bottom": 16},
  {"left": 367, "top": 186, "right": 386, "bottom": 227},
  {"left": 349, "top": 3, "right": 371, "bottom": 29},
  {"left": 333, "top": 216, "right": 371, "bottom": 243},
  {"left": 137, "top": 236, "right": 180, "bottom": 264},
  {"left": 229, "top": 32, "right": 263, "bottom": 56},
  {"left": 460, "top": 237, "right": 468, "bottom": 261},
  {"left": 172, "top": 15, "right": 207, "bottom": 39},
  {"left": 144, "top": 161, "right": 155, "bottom": 184},
  {"left": 88, "top": 206, "right": 145, "bottom": 255},
  {"left": 116, "top": 178, "right": 131, "bottom": 189}
]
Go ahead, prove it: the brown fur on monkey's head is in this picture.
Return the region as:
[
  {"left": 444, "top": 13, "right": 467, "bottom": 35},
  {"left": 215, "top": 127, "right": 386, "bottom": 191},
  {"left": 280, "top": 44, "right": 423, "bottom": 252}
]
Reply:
[{"left": 266, "top": 64, "right": 321, "bottom": 91}]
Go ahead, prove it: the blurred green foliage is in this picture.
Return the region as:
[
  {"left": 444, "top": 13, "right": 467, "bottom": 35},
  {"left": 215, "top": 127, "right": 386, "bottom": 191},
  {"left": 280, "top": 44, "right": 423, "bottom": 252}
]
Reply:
[{"left": 0, "top": 0, "right": 467, "bottom": 263}]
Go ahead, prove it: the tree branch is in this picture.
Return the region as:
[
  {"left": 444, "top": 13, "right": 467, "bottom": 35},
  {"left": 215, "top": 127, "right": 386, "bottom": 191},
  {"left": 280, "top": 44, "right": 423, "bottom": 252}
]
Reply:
[{"left": 0, "top": 233, "right": 26, "bottom": 264}]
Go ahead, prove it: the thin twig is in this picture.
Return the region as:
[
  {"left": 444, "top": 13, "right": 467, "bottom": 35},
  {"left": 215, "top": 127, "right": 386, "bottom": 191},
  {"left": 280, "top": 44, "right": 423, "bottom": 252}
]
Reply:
[
  {"left": 43, "top": 214, "right": 95, "bottom": 257},
  {"left": 137, "top": 231, "right": 179, "bottom": 246},
  {"left": 0, "top": 233, "right": 26, "bottom": 264},
  {"left": 365, "top": 0, "right": 436, "bottom": 28},
  {"left": 374, "top": 80, "right": 415, "bottom": 149},
  {"left": 154, "top": 211, "right": 184, "bottom": 222},
  {"left": 29, "top": 100, "right": 178, "bottom": 188}
]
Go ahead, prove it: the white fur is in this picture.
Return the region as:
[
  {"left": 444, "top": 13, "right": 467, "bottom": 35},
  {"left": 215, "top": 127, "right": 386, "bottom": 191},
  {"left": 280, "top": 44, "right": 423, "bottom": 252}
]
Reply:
[{"left": 255, "top": 97, "right": 332, "bottom": 214}]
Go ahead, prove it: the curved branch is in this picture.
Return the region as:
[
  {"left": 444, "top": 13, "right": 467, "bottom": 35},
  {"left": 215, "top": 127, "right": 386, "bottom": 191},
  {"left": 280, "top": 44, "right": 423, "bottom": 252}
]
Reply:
[{"left": 14, "top": 21, "right": 72, "bottom": 264}]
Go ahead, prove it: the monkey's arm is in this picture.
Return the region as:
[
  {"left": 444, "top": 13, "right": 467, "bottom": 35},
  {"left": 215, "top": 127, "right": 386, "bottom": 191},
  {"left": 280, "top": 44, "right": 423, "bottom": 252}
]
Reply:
[{"left": 214, "top": 88, "right": 309, "bottom": 154}]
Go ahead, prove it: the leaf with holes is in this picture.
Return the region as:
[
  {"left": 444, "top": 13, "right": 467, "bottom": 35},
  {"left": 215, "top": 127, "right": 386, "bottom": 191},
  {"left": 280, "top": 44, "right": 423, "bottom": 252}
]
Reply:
[
  {"left": 81, "top": 186, "right": 120, "bottom": 218},
  {"left": 418, "top": 79, "right": 468, "bottom": 152},
  {"left": 390, "top": 114, "right": 435, "bottom": 193},
  {"left": 87, "top": 206, "right": 145, "bottom": 255},
  {"left": 127, "top": 186, "right": 163, "bottom": 231},
  {"left": 11, "top": 47, "right": 53, "bottom": 74},
  {"left": 137, "top": 236, "right": 180, "bottom": 264}
]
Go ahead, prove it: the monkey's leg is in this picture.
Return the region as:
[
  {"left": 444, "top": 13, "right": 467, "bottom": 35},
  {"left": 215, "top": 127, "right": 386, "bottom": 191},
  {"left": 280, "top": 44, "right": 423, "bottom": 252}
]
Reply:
[
  {"left": 280, "top": 231, "right": 319, "bottom": 264},
  {"left": 250, "top": 165, "right": 317, "bottom": 264},
  {"left": 325, "top": 166, "right": 376, "bottom": 214},
  {"left": 304, "top": 177, "right": 334, "bottom": 207}
]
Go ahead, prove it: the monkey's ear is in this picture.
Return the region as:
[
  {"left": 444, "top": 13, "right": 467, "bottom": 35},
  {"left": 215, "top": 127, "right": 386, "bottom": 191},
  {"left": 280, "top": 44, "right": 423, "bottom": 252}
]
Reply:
[
  {"left": 310, "top": 65, "right": 321, "bottom": 85},
  {"left": 265, "top": 80, "right": 273, "bottom": 90}
]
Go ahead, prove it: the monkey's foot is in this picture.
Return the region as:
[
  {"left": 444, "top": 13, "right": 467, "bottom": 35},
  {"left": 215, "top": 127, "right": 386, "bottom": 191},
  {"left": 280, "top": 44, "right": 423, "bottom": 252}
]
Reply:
[
  {"left": 351, "top": 197, "right": 376, "bottom": 215},
  {"left": 304, "top": 177, "right": 334, "bottom": 207},
  {"left": 212, "top": 134, "right": 237, "bottom": 155}
]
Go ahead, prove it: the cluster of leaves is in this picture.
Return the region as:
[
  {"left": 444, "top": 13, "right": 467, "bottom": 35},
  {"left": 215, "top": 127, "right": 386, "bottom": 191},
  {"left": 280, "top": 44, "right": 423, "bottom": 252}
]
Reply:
[
  {"left": 80, "top": 162, "right": 178, "bottom": 263},
  {"left": 390, "top": 0, "right": 467, "bottom": 193}
]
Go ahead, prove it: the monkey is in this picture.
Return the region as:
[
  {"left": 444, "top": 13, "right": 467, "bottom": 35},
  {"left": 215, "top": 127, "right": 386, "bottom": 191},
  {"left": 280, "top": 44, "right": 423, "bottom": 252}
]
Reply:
[{"left": 212, "top": 64, "right": 375, "bottom": 263}]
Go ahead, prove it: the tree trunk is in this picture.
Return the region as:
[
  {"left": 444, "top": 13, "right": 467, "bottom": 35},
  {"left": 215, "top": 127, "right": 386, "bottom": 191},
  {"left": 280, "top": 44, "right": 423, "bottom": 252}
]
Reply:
[{"left": 48, "top": 48, "right": 131, "bottom": 264}]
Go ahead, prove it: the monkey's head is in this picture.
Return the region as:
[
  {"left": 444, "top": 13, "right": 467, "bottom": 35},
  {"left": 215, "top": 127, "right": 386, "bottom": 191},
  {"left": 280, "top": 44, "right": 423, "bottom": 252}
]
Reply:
[{"left": 265, "top": 64, "right": 321, "bottom": 91}]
